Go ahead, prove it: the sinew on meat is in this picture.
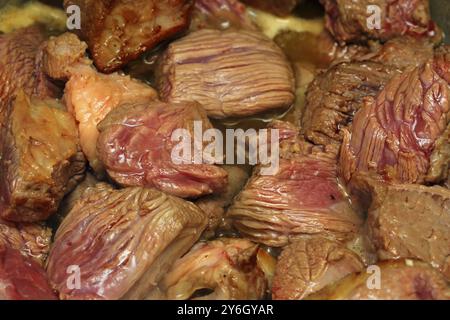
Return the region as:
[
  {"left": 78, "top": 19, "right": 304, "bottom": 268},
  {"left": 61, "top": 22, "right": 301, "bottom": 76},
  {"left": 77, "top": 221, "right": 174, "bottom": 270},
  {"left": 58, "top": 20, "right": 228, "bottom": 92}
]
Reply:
[
  {"left": 227, "top": 121, "right": 363, "bottom": 247},
  {"left": 272, "top": 236, "right": 365, "bottom": 300},
  {"left": 47, "top": 183, "right": 207, "bottom": 300},
  {"left": 97, "top": 101, "right": 228, "bottom": 199},
  {"left": 63, "top": 0, "right": 194, "bottom": 73},
  {"left": 0, "top": 92, "right": 85, "bottom": 222},
  {"left": 157, "top": 29, "right": 295, "bottom": 119}
]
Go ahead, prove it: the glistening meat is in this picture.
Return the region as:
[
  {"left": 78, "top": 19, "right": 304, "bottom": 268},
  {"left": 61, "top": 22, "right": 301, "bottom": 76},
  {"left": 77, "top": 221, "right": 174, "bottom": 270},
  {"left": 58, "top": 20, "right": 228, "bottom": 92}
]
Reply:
[
  {"left": 97, "top": 101, "right": 228, "bottom": 199},
  {"left": 46, "top": 184, "right": 207, "bottom": 300},
  {"left": 157, "top": 29, "right": 295, "bottom": 119}
]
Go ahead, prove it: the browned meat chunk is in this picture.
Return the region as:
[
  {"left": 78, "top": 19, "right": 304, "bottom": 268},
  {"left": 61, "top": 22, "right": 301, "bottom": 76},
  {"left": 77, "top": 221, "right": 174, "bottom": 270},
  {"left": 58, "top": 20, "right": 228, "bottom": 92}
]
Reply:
[
  {"left": 97, "top": 101, "right": 228, "bottom": 198},
  {"left": 192, "top": 0, "right": 257, "bottom": 31},
  {"left": 47, "top": 184, "right": 207, "bottom": 300},
  {"left": 241, "top": 0, "right": 302, "bottom": 16},
  {"left": 340, "top": 59, "right": 450, "bottom": 184},
  {"left": 63, "top": 0, "right": 194, "bottom": 73},
  {"left": 302, "top": 61, "right": 397, "bottom": 152},
  {"left": 160, "top": 238, "right": 273, "bottom": 300},
  {"left": 272, "top": 236, "right": 364, "bottom": 300},
  {"left": 358, "top": 179, "right": 450, "bottom": 279},
  {"left": 227, "top": 122, "right": 363, "bottom": 247},
  {"left": 302, "top": 37, "right": 434, "bottom": 152},
  {"left": 309, "top": 260, "right": 450, "bottom": 300},
  {"left": 0, "top": 26, "right": 59, "bottom": 123},
  {"left": 0, "top": 92, "right": 85, "bottom": 222},
  {"left": 320, "top": 0, "right": 439, "bottom": 44},
  {"left": 0, "top": 219, "right": 51, "bottom": 266},
  {"left": 0, "top": 246, "right": 57, "bottom": 300},
  {"left": 157, "top": 29, "right": 295, "bottom": 119}
]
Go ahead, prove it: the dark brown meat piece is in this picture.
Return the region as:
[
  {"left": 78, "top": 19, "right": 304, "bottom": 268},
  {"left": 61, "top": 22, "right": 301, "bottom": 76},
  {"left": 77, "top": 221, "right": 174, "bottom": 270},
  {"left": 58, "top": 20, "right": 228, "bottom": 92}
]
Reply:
[
  {"left": 340, "top": 59, "right": 450, "bottom": 184},
  {"left": 157, "top": 29, "right": 295, "bottom": 119},
  {"left": 309, "top": 260, "right": 450, "bottom": 300},
  {"left": 97, "top": 101, "right": 228, "bottom": 199},
  {"left": 227, "top": 122, "right": 363, "bottom": 247},
  {"left": 47, "top": 184, "right": 207, "bottom": 300},
  {"left": 320, "top": 0, "right": 439, "bottom": 44},
  {"left": 0, "top": 246, "right": 57, "bottom": 300},
  {"left": 161, "top": 238, "right": 272, "bottom": 300},
  {"left": 241, "top": 0, "right": 302, "bottom": 16},
  {"left": 0, "top": 92, "right": 85, "bottom": 222},
  {"left": 302, "top": 37, "right": 434, "bottom": 152},
  {"left": 355, "top": 178, "right": 450, "bottom": 280},
  {"left": 63, "top": 0, "right": 194, "bottom": 73},
  {"left": 272, "top": 236, "right": 364, "bottom": 300},
  {"left": 0, "top": 219, "right": 51, "bottom": 266},
  {"left": 0, "top": 26, "right": 59, "bottom": 123}
]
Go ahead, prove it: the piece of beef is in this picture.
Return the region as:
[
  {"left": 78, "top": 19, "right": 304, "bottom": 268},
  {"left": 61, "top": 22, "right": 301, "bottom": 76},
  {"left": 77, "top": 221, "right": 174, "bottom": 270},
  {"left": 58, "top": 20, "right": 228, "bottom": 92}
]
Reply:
[
  {"left": 97, "top": 101, "right": 228, "bottom": 199},
  {"left": 227, "top": 121, "right": 363, "bottom": 247},
  {"left": 46, "top": 183, "right": 207, "bottom": 300},
  {"left": 302, "top": 61, "right": 398, "bottom": 152},
  {"left": 0, "top": 219, "right": 51, "bottom": 266},
  {"left": 241, "top": 0, "right": 302, "bottom": 16},
  {"left": 63, "top": 0, "right": 194, "bottom": 73},
  {"left": 272, "top": 236, "right": 364, "bottom": 300},
  {"left": 0, "top": 26, "right": 59, "bottom": 124},
  {"left": 353, "top": 178, "right": 450, "bottom": 279},
  {"left": 195, "top": 166, "right": 249, "bottom": 238},
  {"left": 0, "top": 92, "right": 85, "bottom": 222},
  {"left": 302, "top": 36, "right": 434, "bottom": 152},
  {"left": 340, "top": 58, "right": 450, "bottom": 184},
  {"left": 43, "top": 33, "right": 159, "bottom": 173},
  {"left": 309, "top": 260, "right": 450, "bottom": 300},
  {"left": 320, "top": 0, "right": 439, "bottom": 44},
  {"left": 157, "top": 29, "right": 295, "bottom": 119},
  {"left": 192, "top": 0, "right": 257, "bottom": 31},
  {"left": 0, "top": 246, "right": 57, "bottom": 300},
  {"left": 160, "top": 238, "right": 273, "bottom": 300}
]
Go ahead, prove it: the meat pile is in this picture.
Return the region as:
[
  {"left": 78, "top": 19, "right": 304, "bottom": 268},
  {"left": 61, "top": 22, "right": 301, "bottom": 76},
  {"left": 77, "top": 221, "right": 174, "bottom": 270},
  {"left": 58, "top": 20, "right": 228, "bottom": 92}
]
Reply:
[{"left": 0, "top": 0, "right": 449, "bottom": 301}]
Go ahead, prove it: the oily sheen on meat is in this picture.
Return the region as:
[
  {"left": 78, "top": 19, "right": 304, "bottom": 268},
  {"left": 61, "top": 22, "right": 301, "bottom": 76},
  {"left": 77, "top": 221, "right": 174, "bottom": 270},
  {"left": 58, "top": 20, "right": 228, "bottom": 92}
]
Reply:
[
  {"left": 47, "top": 184, "right": 207, "bottom": 300},
  {"left": 227, "top": 122, "right": 362, "bottom": 247},
  {"left": 157, "top": 29, "right": 295, "bottom": 118},
  {"left": 97, "top": 101, "right": 228, "bottom": 199}
]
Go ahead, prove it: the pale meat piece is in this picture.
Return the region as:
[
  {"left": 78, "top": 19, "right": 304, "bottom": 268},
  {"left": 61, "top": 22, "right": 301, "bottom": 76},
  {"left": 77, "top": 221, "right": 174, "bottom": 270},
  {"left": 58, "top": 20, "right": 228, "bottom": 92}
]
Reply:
[
  {"left": 157, "top": 29, "right": 295, "bottom": 119},
  {"left": 46, "top": 184, "right": 207, "bottom": 300},
  {"left": 309, "top": 260, "right": 450, "bottom": 300},
  {"left": 0, "top": 246, "right": 57, "bottom": 300},
  {"left": 63, "top": 0, "right": 194, "bottom": 73},
  {"left": 272, "top": 236, "right": 364, "bottom": 300},
  {"left": 97, "top": 101, "right": 228, "bottom": 199},
  {"left": 227, "top": 121, "right": 363, "bottom": 247},
  {"left": 0, "top": 219, "right": 51, "bottom": 266},
  {"left": 241, "top": 0, "right": 302, "bottom": 16},
  {"left": 160, "top": 238, "right": 272, "bottom": 300},
  {"left": 0, "top": 92, "right": 85, "bottom": 222}
]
